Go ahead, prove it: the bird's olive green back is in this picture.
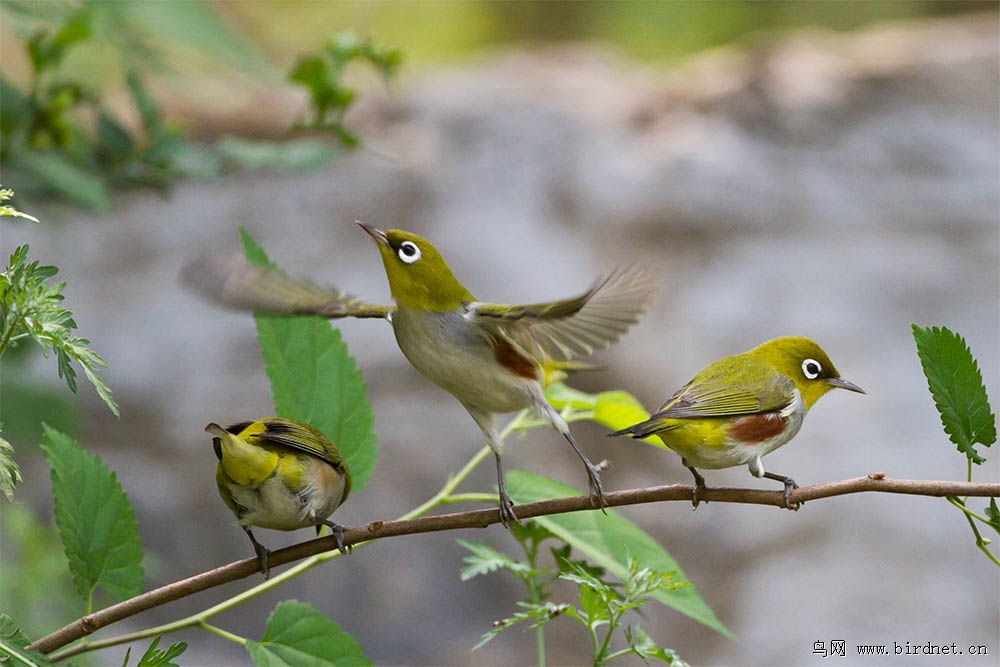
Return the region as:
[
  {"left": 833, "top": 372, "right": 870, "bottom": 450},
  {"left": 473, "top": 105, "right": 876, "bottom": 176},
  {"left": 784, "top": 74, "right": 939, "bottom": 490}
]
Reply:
[
  {"left": 374, "top": 230, "right": 475, "bottom": 311},
  {"left": 235, "top": 418, "right": 352, "bottom": 500},
  {"left": 656, "top": 352, "right": 797, "bottom": 418}
]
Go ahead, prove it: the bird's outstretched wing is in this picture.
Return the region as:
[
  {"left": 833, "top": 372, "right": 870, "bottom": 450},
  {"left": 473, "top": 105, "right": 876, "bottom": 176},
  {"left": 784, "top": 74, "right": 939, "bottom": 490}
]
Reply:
[
  {"left": 465, "top": 265, "right": 657, "bottom": 362},
  {"left": 184, "top": 254, "right": 394, "bottom": 320}
]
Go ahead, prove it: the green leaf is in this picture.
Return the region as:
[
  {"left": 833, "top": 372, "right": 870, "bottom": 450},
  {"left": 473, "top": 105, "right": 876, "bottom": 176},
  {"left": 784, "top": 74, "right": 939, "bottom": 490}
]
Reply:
[
  {"left": 912, "top": 325, "right": 996, "bottom": 464},
  {"left": 0, "top": 245, "right": 117, "bottom": 415},
  {"left": 97, "top": 113, "right": 136, "bottom": 164},
  {"left": 625, "top": 625, "right": 688, "bottom": 666},
  {"left": 0, "top": 504, "right": 79, "bottom": 639},
  {"left": 0, "top": 79, "right": 30, "bottom": 138},
  {"left": 0, "top": 187, "right": 39, "bottom": 222},
  {"left": 0, "top": 432, "right": 22, "bottom": 501},
  {"left": 289, "top": 56, "right": 331, "bottom": 97},
  {"left": 456, "top": 539, "right": 529, "bottom": 580},
  {"left": 0, "top": 613, "right": 51, "bottom": 667},
  {"left": 126, "top": 70, "right": 162, "bottom": 136},
  {"left": 472, "top": 601, "right": 569, "bottom": 652},
  {"left": 14, "top": 151, "right": 111, "bottom": 212},
  {"left": 241, "top": 230, "right": 377, "bottom": 491},
  {"left": 40, "top": 425, "right": 144, "bottom": 605},
  {"left": 216, "top": 138, "right": 338, "bottom": 172},
  {"left": 246, "top": 601, "right": 371, "bottom": 666},
  {"left": 545, "top": 383, "right": 656, "bottom": 443},
  {"left": 985, "top": 499, "right": 1000, "bottom": 536},
  {"left": 126, "top": 635, "right": 187, "bottom": 667},
  {"left": 506, "top": 470, "right": 733, "bottom": 638}
]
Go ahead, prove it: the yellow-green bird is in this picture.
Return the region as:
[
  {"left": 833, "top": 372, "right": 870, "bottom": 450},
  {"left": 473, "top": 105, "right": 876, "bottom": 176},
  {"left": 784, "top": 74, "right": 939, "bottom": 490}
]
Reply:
[
  {"left": 207, "top": 418, "right": 351, "bottom": 577},
  {"left": 610, "top": 337, "right": 864, "bottom": 508},
  {"left": 189, "top": 223, "right": 655, "bottom": 526}
]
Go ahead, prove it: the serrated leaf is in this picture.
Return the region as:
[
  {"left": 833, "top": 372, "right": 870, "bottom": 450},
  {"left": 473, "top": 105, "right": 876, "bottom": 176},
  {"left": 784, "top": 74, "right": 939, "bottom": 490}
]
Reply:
[
  {"left": 241, "top": 230, "right": 377, "bottom": 491},
  {"left": 472, "top": 601, "right": 568, "bottom": 651},
  {"left": 0, "top": 433, "right": 23, "bottom": 501},
  {"left": 40, "top": 425, "right": 144, "bottom": 604},
  {"left": 0, "top": 613, "right": 51, "bottom": 667},
  {"left": 456, "top": 539, "right": 528, "bottom": 580},
  {"left": 912, "top": 325, "right": 996, "bottom": 464},
  {"left": 246, "top": 601, "right": 370, "bottom": 666},
  {"left": 626, "top": 625, "right": 687, "bottom": 666},
  {"left": 506, "top": 470, "right": 732, "bottom": 638},
  {"left": 129, "top": 635, "right": 187, "bottom": 667}
]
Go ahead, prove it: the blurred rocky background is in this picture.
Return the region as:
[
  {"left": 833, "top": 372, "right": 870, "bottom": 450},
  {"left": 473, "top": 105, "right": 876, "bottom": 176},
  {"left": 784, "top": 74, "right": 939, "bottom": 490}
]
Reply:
[{"left": 2, "top": 2, "right": 998, "bottom": 665}]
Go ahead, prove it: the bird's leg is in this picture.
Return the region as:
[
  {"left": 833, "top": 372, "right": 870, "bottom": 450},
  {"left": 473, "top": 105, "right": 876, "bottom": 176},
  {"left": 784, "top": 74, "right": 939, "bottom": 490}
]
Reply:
[
  {"left": 566, "top": 433, "right": 607, "bottom": 513},
  {"left": 748, "top": 456, "right": 800, "bottom": 510},
  {"left": 318, "top": 519, "right": 351, "bottom": 554},
  {"left": 466, "top": 405, "right": 519, "bottom": 527},
  {"left": 494, "top": 451, "right": 519, "bottom": 527},
  {"left": 762, "top": 471, "right": 801, "bottom": 510},
  {"left": 685, "top": 464, "right": 707, "bottom": 509},
  {"left": 245, "top": 528, "right": 271, "bottom": 578},
  {"left": 538, "top": 397, "right": 607, "bottom": 513}
]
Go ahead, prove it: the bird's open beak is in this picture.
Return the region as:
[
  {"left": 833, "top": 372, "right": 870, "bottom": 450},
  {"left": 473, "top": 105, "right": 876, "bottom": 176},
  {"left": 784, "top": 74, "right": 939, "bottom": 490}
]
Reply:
[
  {"left": 827, "top": 376, "right": 866, "bottom": 394},
  {"left": 357, "top": 221, "right": 390, "bottom": 247}
]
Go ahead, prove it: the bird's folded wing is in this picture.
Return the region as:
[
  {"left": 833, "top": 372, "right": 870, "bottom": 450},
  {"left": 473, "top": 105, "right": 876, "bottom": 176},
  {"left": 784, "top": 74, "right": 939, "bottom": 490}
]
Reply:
[
  {"left": 654, "top": 370, "right": 795, "bottom": 419},
  {"left": 255, "top": 419, "right": 346, "bottom": 469},
  {"left": 464, "top": 265, "right": 657, "bottom": 362},
  {"left": 184, "top": 255, "right": 394, "bottom": 319}
]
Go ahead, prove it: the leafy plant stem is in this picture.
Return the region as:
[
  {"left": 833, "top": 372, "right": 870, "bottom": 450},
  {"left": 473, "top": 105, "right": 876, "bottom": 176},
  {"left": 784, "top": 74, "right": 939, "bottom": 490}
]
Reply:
[
  {"left": 594, "top": 612, "right": 615, "bottom": 665},
  {"left": 946, "top": 496, "right": 993, "bottom": 526},
  {"left": 198, "top": 622, "right": 247, "bottom": 646},
  {"left": 443, "top": 492, "right": 501, "bottom": 505},
  {"left": 947, "top": 496, "right": 1000, "bottom": 566}
]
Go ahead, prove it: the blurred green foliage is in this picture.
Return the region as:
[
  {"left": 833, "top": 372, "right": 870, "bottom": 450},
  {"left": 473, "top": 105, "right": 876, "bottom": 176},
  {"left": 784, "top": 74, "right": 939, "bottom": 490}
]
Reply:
[
  {"left": 0, "top": 503, "right": 79, "bottom": 639},
  {"left": 0, "top": 3, "right": 235, "bottom": 210},
  {"left": 226, "top": 0, "right": 983, "bottom": 65},
  {"left": 0, "top": 3, "right": 397, "bottom": 210},
  {"left": 289, "top": 33, "right": 403, "bottom": 148}
]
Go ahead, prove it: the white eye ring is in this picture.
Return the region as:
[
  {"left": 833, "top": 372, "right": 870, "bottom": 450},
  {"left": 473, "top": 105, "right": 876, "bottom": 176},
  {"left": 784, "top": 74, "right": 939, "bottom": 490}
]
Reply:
[
  {"left": 802, "top": 358, "right": 822, "bottom": 380},
  {"left": 397, "top": 241, "right": 421, "bottom": 264}
]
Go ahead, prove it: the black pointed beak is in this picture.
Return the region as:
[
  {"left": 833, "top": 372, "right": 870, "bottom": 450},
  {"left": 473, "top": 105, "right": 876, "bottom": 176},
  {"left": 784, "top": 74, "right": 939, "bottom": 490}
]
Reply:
[
  {"left": 357, "top": 221, "right": 389, "bottom": 247},
  {"left": 827, "top": 376, "right": 866, "bottom": 394}
]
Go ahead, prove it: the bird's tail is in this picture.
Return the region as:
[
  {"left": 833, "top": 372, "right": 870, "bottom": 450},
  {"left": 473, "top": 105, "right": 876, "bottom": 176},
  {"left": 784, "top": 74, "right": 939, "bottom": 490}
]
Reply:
[
  {"left": 541, "top": 360, "right": 604, "bottom": 387},
  {"left": 608, "top": 416, "right": 673, "bottom": 440}
]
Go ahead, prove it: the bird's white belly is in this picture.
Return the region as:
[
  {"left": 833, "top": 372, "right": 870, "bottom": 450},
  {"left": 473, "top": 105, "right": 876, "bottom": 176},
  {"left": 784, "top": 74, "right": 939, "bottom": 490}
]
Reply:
[
  {"left": 680, "top": 391, "right": 807, "bottom": 470},
  {"left": 229, "top": 473, "right": 344, "bottom": 531},
  {"left": 392, "top": 309, "right": 534, "bottom": 413}
]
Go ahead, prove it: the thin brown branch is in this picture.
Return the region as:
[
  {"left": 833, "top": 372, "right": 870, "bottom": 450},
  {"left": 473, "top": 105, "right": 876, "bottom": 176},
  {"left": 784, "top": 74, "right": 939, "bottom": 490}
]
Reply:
[{"left": 29, "top": 475, "right": 1000, "bottom": 655}]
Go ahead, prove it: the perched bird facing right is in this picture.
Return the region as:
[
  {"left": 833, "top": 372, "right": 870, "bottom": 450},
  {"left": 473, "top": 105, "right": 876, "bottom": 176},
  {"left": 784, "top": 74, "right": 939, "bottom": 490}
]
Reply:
[{"left": 610, "top": 337, "right": 864, "bottom": 508}]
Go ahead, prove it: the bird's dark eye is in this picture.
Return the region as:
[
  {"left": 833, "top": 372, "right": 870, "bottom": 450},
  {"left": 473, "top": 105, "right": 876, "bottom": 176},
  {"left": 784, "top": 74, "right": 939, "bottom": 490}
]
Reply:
[
  {"left": 398, "top": 241, "right": 421, "bottom": 264},
  {"left": 801, "top": 358, "right": 822, "bottom": 380}
]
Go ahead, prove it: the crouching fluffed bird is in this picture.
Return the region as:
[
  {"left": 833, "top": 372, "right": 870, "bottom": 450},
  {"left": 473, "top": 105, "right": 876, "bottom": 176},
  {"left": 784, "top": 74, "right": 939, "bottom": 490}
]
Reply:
[
  {"left": 208, "top": 418, "right": 351, "bottom": 577},
  {"left": 610, "top": 337, "right": 864, "bottom": 509},
  {"left": 188, "top": 223, "right": 656, "bottom": 526}
]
